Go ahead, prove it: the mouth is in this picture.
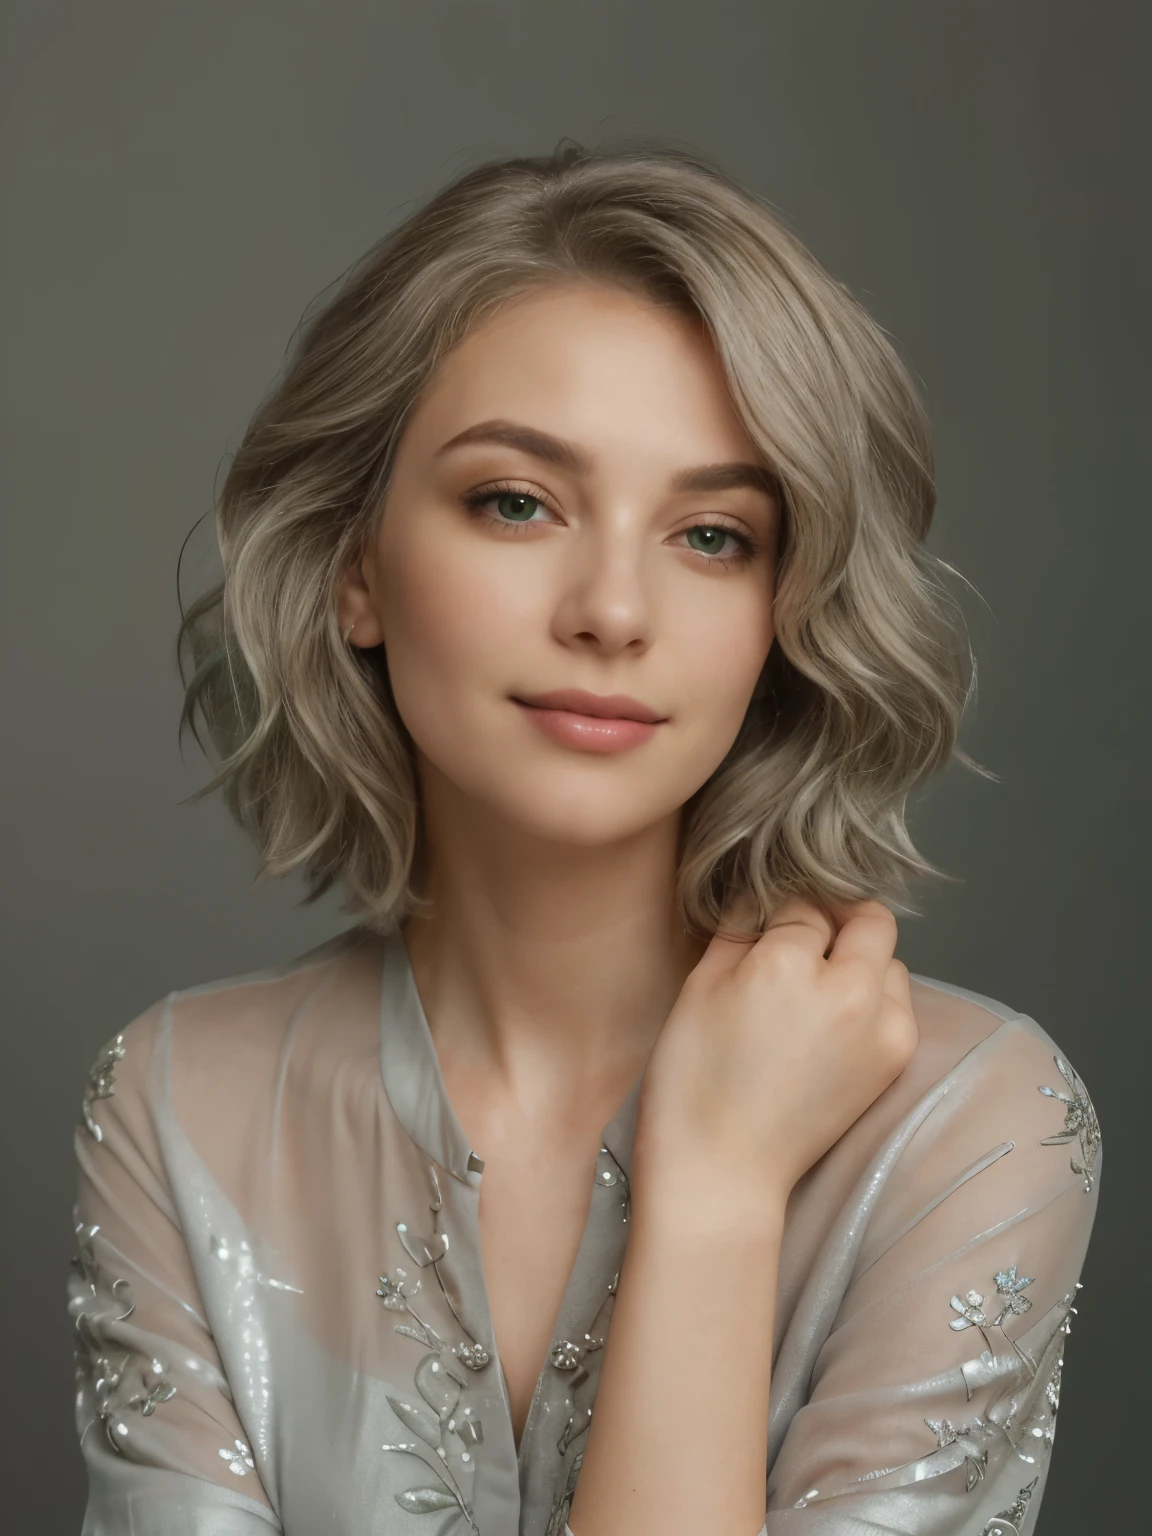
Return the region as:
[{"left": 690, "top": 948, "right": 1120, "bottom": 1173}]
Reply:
[
  {"left": 511, "top": 689, "right": 667, "bottom": 754},
  {"left": 512, "top": 689, "right": 666, "bottom": 724}
]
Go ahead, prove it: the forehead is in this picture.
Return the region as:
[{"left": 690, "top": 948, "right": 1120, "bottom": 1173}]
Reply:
[{"left": 400, "top": 281, "right": 761, "bottom": 464}]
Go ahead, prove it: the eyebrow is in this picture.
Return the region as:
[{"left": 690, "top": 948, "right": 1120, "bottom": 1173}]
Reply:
[{"left": 433, "top": 418, "right": 777, "bottom": 497}]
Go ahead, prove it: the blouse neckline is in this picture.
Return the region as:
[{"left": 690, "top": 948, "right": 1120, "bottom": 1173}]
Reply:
[{"left": 376, "top": 925, "right": 647, "bottom": 1187}]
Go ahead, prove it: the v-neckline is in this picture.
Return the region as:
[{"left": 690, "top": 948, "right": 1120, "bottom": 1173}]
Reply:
[{"left": 375, "top": 925, "right": 645, "bottom": 1497}]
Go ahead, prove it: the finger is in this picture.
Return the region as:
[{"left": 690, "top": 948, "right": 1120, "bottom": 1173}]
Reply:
[
  {"left": 826, "top": 900, "right": 898, "bottom": 971},
  {"left": 880, "top": 959, "right": 918, "bottom": 1064},
  {"left": 693, "top": 893, "right": 762, "bottom": 978},
  {"left": 755, "top": 893, "right": 836, "bottom": 959},
  {"left": 881, "top": 957, "right": 912, "bottom": 1007}
]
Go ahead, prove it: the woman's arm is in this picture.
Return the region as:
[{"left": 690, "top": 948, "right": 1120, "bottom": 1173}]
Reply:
[
  {"left": 565, "top": 1165, "right": 785, "bottom": 1536},
  {"left": 567, "top": 897, "right": 913, "bottom": 1536},
  {"left": 571, "top": 971, "right": 1100, "bottom": 1535},
  {"left": 760, "top": 1010, "right": 1099, "bottom": 1533},
  {"left": 70, "top": 1001, "right": 282, "bottom": 1534}
]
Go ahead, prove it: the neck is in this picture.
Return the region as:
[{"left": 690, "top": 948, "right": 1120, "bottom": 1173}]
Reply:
[{"left": 401, "top": 758, "right": 705, "bottom": 1102}]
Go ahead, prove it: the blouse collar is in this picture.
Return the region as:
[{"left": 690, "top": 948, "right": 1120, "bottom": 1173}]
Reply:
[{"left": 377, "top": 925, "right": 645, "bottom": 1186}]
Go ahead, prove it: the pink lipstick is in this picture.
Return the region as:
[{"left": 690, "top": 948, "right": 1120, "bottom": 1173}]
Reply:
[{"left": 512, "top": 689, "right": 666, "bottom": 754}]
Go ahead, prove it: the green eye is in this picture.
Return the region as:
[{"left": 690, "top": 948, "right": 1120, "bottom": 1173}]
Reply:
[
  {"left": 495, "top": 493, "right": 542, "bottom": 522},
  {"left": 686, "top": 525, "right": 731, "bottom": 555}
]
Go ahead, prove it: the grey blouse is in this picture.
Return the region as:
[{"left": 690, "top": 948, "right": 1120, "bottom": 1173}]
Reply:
[{"left": 69, "top": 925, "right": 1101, "bottom": 1536}]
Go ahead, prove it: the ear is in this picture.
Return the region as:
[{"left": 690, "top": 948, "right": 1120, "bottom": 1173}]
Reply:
[{"left": 336, "top": 554, "right": 386, "bottom": 648}]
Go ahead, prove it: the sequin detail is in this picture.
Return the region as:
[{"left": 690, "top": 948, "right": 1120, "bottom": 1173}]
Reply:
[
  {"left": 210, "top": 1234, "right": 304, "bottom": 1294},
  {"left": 379, "top": 1166, "right": 488, "bottom": 1535},
  {"left": 219, "top": 1438, "right": 255, "bottom": 1475},
  {"left": 982, "top": 1476, "right": 1039, "bottom": 1534},
  {"left": 69, "top": 1216, "right": 178, "bottom": 1453},
  {"left": 81, "top": 1033, "right": 126, "bottom": 1141},
  {"left": 1038, "top": 1055, "right": 1101, "bottom": 1193}
]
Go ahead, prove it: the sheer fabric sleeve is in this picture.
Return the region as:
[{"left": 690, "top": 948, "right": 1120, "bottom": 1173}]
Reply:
[
  {"left": 69, "top": 999, "right": 282, "bottom": 1534},
  {"left": 763, "top": 1010, "right": 1101, "bottom": 1535}
]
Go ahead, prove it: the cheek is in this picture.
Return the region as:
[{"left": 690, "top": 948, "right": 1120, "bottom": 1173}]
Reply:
[
  {"left": 672, "top": 583, "right": 775, "bottom": 730},
  {"left": 376, "top": 532, "right": 537, "bottom": 722}
]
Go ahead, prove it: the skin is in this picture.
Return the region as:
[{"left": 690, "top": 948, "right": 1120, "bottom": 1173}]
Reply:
[{"left": 338, "top": 281, "right": 916, "bottom": 1536}]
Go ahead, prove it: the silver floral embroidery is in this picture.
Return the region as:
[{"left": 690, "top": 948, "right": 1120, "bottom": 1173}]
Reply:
[
  {"left": 544, "top": 1448, "right": 585, "bottom": 1536},
  {"left": 1014, "top": 1283, "right": 1079, "bottom": 1467},
  {"left": 378, "top": 1165, "right": 488, "bottom": 1534},
  {"left": 949, "top": 1266, "right": 1035, "bottom": 1333},
  {"left": 794, "top": 1272, "right": 1083, "bottom": 1508},
  {"left": 219, "top": 1438, "right": 256, "bottom": 1475},
  {"left": 69, "top": 1216, "right": 178, "bottom": 1452},
  {"left": 982, "top": 1475, "right": 1039, "bottom": 1534},
  {"left": 128, "top": 1360, "right": 178, "bottom": 1416},
  {"left": 923, "top": 1416, "right": 993, "bottom": 1492},
  {"left": 1038, "top": 1055, "right": 1101, "bottom": 1193},
  {"left": 549, "top": 1160, "right": 627, "bottom": 1383},
  {"left": 541, "top": 1148, "right": 630, "bottom": 1534},
  {"left": 376, "top": 1166, "right": 490, "bottom": 1374},
  {"left": 549, "top": 1331, "right": 605, "bottom": 1372},
  {"left": 82, "top": 1033, "right": 126, "bottom": 1141},
  {"left": 548, "top": 1149, "right": 628, "bottom": 1460}
]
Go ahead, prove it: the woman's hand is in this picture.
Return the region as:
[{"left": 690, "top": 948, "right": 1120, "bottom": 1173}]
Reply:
[{"left": 633, "top": 896, "right": 917, "bottom": 1212}]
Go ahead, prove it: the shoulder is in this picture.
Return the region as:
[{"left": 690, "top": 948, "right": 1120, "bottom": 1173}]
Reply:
[
  {"left": 901, "top": 972, "right": 1103, "bottom": 1196},
  {"left": 907, "top": 970, "right": 1093, "bottom": 1091},
  {"left": 163, "top": 925, "right": 382, "bottom": 1059},
  {"left": 78, "top": 926, "right": 388, "bottom": 1145}
]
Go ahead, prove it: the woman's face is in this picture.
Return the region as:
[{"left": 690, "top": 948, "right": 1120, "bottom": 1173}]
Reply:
[{"left": 342, "top": 281, "right": 781, "bottom": 848}]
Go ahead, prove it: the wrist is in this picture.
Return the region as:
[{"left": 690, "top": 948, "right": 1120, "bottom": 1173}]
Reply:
[{"left": 629, "top": 1139, "right": 791, "bottom": 1244}]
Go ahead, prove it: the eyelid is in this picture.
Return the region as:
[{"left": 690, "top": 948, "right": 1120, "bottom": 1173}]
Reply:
[
  {"left": 670, "top": 510, "right": 757, "bottom": 544},
  {"left": 465, "top": 477, "right": 562, "bottom": 515}
]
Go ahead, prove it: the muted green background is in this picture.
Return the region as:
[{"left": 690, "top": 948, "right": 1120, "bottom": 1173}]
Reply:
[{"left": 3, "top": 2, "right": 1146, "bottom": 1530}]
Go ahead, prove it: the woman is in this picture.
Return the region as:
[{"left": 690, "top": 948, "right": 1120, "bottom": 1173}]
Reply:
[{"left": 69, "top": 142, "right": 1100, "bottom": 1536}]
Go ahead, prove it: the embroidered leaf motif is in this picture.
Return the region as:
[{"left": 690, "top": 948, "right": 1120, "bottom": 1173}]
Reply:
[
  {"left": 69, "top": 1219, "right": 176, "bottom": 1455},
  {"left": 982, "top": 1475, "right": 1039, "bottom": 1534},
  {"left": 396, "top": 1222, "right": 449, "bottom": 1266},
  {"left": 396, "top": 1486, "right": 460, "bottom": 1513},
  {"left": 1038, "top": 1055, "right": 1101, "bottom": 1193},
  {"left": 82, "top": 1034, "right": 127, "bottom": 1141},
  {"left": 379, "top": 1165, "right": 487, "bottom": 1535},
  {"left": 923, "top": 1417, "right": 990, "bottom": 1491},
  {"left": 394, "top": 1321, "right": 442, "bottom": 1349},
  {"left": 415, "top": 1351, "right": 462, "bottom": 1419},
  {"left": 386, "top": 1396, "right": 441, "bottom": 1448}
]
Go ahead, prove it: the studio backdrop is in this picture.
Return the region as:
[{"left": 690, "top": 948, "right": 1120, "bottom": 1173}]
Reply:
[{"left": 3, "top": 3, "right": 1146, "bottom": 1532}]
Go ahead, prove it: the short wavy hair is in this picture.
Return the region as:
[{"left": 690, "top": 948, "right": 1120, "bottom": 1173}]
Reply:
[{"left": 179, "top": 138, "right": 977, "bottom": 937}]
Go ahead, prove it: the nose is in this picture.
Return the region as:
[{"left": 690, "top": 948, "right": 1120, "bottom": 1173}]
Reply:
[{"left": 550, "top": 519, "right": 654, "bottom": 657}]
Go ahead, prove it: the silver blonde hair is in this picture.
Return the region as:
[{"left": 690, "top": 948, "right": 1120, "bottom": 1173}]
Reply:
[{"left": 180, "top": 139, "right": 976, "bottom": 936}]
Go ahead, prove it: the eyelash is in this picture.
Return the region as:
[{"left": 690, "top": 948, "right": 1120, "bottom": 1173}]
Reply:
[{"left": 459, "top": 480, "right": 760, "bottom": 568}]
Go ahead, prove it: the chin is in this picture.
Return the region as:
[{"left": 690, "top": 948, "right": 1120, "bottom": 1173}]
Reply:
[{"left": 484, "top": 779, "right": 681, "bottom": 850}]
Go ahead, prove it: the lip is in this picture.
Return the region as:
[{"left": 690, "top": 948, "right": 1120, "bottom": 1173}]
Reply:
[
  {"left": 513, "top": 689, "right": 666, "bottom": 723},
  {"left": 512, "top": 689, "right": 666, "bottom": 755}
]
